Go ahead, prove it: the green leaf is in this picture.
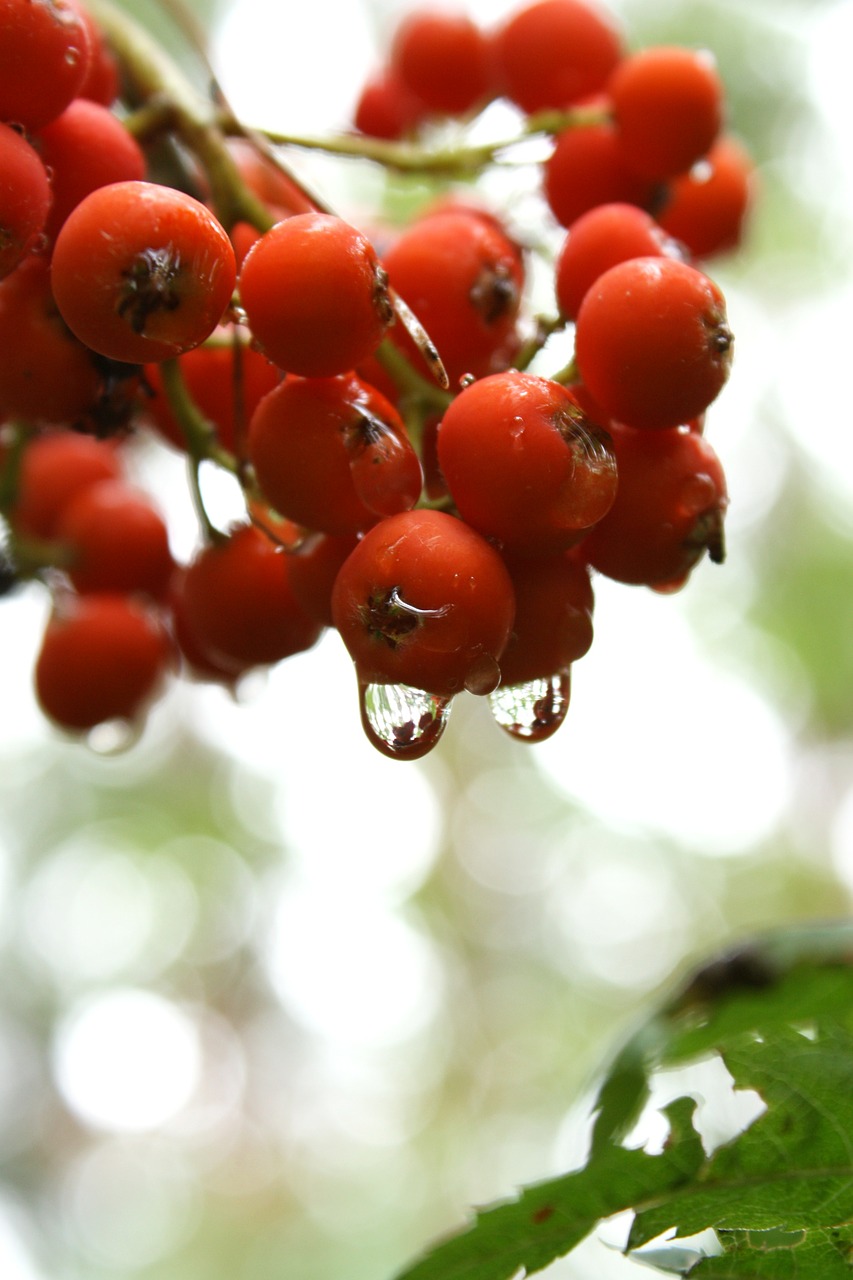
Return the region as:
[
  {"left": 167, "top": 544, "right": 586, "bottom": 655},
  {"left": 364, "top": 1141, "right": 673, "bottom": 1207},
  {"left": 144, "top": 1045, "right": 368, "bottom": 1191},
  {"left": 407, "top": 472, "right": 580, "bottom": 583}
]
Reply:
[
  {"left": 689, "top": 1229, "right": 853, "bottom": 1279},
  {"left": 628, "top": 1024, "right": 853, "bottom": 1244},
  {"left": 392, "top": 1098, "right": 704, "bottom": 1280},
  {"left": 391, "top": 924, "right": 853, "bottom": 1280}
]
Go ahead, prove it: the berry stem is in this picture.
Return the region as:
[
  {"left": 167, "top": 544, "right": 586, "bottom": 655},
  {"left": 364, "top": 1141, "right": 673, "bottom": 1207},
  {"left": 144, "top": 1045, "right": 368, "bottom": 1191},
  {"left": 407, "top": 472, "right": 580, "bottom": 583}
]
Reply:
[
  {"left": 512, "top": 314, "right": 567, "bottom": 372},
  {"left": 158, "top": 356, "right": 269, "bottom": 541},
  {"left": 158, "top": 357, "right": 232, "bottom": 470},
  {"left": 0, "top": 421, "right": 31, "bottom": 518},
  {"left": 245, "top": 104, "right": 611, "bottom": 179}
]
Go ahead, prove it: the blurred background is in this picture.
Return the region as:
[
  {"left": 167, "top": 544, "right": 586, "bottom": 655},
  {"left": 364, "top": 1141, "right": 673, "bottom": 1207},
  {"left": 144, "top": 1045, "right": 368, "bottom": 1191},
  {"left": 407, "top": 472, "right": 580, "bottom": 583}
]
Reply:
[{"left": 2, "top": 0, "right": 853, "bottom": 1275}]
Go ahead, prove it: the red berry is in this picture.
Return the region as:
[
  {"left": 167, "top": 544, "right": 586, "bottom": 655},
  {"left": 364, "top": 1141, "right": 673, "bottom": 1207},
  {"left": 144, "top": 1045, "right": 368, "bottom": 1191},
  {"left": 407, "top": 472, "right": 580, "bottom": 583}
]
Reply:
[
  {"left": 286, "top": 532, "right": 360, "bottom": 629},
  {"left": 543, "top": 115, "right": 656, "bottom": 230},
  {"left": 437, "top": 369, "right": 617, "bottom": 551},
  {"left": 382, "top": 208, "right": 524, "bottom": 385},
  {"left": 608, "top": 46, "right": 724, "bottom": 181},
  {"left": 8, "top": 430, "right": 123, "bottom": 540},
  {"left": 56, "top": 478, "right": 174, "bottom": 598},
  {"left": 389, "top": 9, "right": 496, "bottom": 117},
  {"left": 248, "top": 372, "right": 421, "bottom": 534},
  {"left": 581, "top": 422, "right": 728, "bottom": 586},
  {"left": 353, "top": 68, "right": 428, "bottom": 139},
  {"left": 0, "top": 121, "right": 52, "bottom": 280},
  {"left": 574, "top": 256, "right": 733, "bottom": 430},
  {"left": 0, "top": 256, "right": 102, "bottom": 424},
  {"left": 332, "top": 509, "right": 515, "bottom": 698},
  {"left": 35, "top": 593, "right": 172, "bottom": 732},
  {"left": 51, "top": 181, "right": 237, "bottom": 364},
  {"left": 497, "top": 549, "right": 594, "bottom": 686},
  {"left": 167, "top": 566, "right": 250, "bottom": 684},
  {"left": 0, "top": 0, "right": 92, "bottom": 131},
  {"left": 492, "top": 0, "right": 623, "bottom": 114},
  {"left": 142, "top": 329, "right": 280, "bottom": 456},
  {"left": 75, "top": 4, "right": 120, "bottom": 105},
  {"left": 34, "top": 98, "right": 147, "bottom": 241},
  {"left": 182, "top": 524, "right": 323, "bottom": 670},
  {"left": 657, "top": 134, "right": 755, "bottom": 259},
  {"left": 554, "top": 201, "right": 681, "bottom": 320},
  {"left": 238, "top": 213, "right": 393, "bottom": 377}
]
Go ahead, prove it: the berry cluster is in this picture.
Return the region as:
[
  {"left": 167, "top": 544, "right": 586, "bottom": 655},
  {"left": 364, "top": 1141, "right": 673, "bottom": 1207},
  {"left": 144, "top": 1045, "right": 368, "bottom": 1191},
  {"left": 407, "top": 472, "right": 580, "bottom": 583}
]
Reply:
[{"left": 0, "top": 0, "right": 752, "bottom": 760}]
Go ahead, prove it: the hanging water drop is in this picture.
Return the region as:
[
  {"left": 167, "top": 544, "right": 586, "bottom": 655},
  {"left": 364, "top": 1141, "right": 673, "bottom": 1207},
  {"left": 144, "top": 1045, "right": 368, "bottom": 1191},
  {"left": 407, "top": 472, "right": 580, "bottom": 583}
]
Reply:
[
  {"left": 358, "top": 679, "right": 453, "bottom": 760},
  {"left": 488, "top": 670, "right": 571, "bottom": 743},
  {"left": 463, "top": 652, "right": 501, "bottom": 696}
]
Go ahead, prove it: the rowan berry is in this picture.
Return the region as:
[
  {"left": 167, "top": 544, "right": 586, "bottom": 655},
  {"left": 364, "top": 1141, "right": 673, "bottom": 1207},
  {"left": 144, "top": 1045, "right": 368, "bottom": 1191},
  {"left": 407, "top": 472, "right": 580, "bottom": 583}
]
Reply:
[
  {"left": 543, "top": 116, "right": 656, "bottom": 230},
  {"left": 181, "top": 523, "right": 323, "bottom": 670},
  {"left": 238, "top": 213, "right": 393, "bottom": 377},
  {"left": 35, "top": 593, "right": 172, "bottom": 732},
  {"left": 0, "top": 0, "right": 92, "bottom": 131},
  {"left": 51, "top": 181, "right": 237, "bottom": 364},
  {"left": 248, "top": 372, "right": 421, "bottom": 534},
  {"left": 608, "top": 46, "right": 724, "bottom": 181},
  {"left": 167, "top": 566, "right": 249, "bottom": 684},
  {"left": 353, "top": 68, "right": 428, "bottom": 140},
  {"left": 34, "top": 98, "right": 147, "bottom": 241},
  {"left": 331, "top": 509, "right": 515, "bottom": 699},
  {"left": 382, "top": 208, "right": 524, "bottom": 385},
  {"left": 0, "top": 122, "right": 52, "bottom": 280},
  {"left": 574, "top": 256, "right": 733, "bottom": 430},
  {"left": 7, "top": 430, "right": 123, "bottom": 540},
  {"left": 437, "top": 369, "right": 617, "bottom": 551},
  {"left": 286, "top": 532, "right": 360, "bottom": 629},
  {"left": 389, "top": 9, "right": 496, "bottom": 117},
  {"left": 0, "top": 256, "right": 103, "bottom": 424},
  {"left": 75, "top": 4, "right": 120, "bottom": 106},
  {"left": 492, "top": 0, "right": 623, "bottom": 114},
  {"left": 580, "top": 422, "right": 727, "bottom": 586},
  {"left": 56, "top": 479, "right": 174, "bottom": 598},
  {"left": 554, "top": 202, "right": 681, "bottom": 321},
  {"left": 497, "top": 549, "right": 594, "bottom": 686},
  {"left": 657, "top": 135, "right": 754, "bottom": 259}
]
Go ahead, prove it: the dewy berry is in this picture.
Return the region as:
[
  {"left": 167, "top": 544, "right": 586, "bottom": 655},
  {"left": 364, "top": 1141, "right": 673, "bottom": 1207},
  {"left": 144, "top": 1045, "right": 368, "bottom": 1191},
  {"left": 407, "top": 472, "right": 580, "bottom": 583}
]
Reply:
[
  {"left": 0, "top": 0, "right": 92, "bottom": 131},
  {"left": 238, "top": 213, "right": 393, "bottom": 377},
  {"left": 574, "top": 256, "right": 734, "bottom": 430},
  {"left": 0, "top": 0, "right": 752, "bottom": 760},
  {"left": 51, "top": 180, "right": 237, "bottom": 363},
  {"left": 437, "top": 369, "right": 617, "bottom": 551},
  {"left": 331, "top": 509, "right": 516, "bottom": 700}
]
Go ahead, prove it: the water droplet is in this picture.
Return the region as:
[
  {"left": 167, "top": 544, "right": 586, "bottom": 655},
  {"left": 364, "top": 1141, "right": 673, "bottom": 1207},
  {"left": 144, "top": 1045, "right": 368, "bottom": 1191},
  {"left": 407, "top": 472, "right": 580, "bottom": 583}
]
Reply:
[
  {"left": 358, "top": 679, "right": 452, "bottom": 760},
  {"left": 85, "top": 717, "right": 145, "bottom": 756},
  {"left": 64, "top": 46, "right": 81, "bottom": 66},
  {"left": 488, "top": 670, "right": 571, "bottom": 743},
  {"left": 464, "top": 652, "right": 501, "bottom": 696}
]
